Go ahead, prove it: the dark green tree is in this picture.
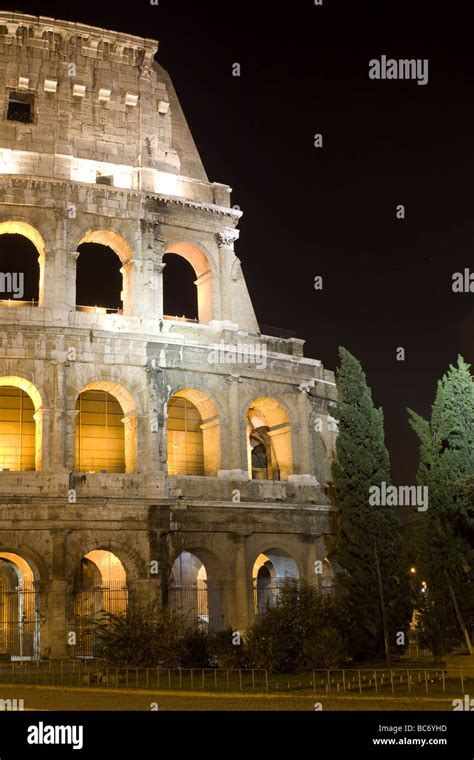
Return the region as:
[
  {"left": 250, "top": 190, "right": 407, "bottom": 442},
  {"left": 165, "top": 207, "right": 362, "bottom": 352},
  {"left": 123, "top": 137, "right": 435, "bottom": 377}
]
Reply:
[
  {"left": 408, "top": 356, "right": 474, "bottom": 659},
  {"left": 331, "top": 347, "right": 411, "bottom": 662}
]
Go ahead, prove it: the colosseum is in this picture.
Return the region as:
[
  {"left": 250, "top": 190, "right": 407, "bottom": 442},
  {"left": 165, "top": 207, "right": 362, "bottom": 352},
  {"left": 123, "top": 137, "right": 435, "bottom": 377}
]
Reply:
[{"left": 0, "top": 11, "right": 338, "bottom": 659}]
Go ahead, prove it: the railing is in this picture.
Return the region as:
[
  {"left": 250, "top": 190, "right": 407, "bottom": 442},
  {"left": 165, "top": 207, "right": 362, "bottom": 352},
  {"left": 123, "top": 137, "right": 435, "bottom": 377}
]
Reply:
[
  {"left": 168, "top": 580, "right": 224, "bottom": 631},
  {"left": 76, "top": 305, "right": 122, "bottom": 314},
  {"left": 0, "top": 582, "right": 40, "bottom": 660},
  {"left": 163, "top": 315, "right": 198, "bottom": 323},
  {"left": 258, "top": 324, "right": 296, "bottom": 340},
  {"left": 74, "top": 583, "right": 128, "bottom": 658},
  {"left": 0, "top": 664, "right": 472, "bottom": 695},
  {"left": 0, "top": 299, "right": 37, "bottom": 308}
]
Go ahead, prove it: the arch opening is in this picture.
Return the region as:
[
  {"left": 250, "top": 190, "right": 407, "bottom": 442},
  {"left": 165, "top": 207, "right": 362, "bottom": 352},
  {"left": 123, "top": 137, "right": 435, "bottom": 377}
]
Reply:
[
  {"left": 163, "top": 242, "right": 213, "bottom": 324},
  {"left": 0, "top": 553, "right": 39, "bottom": 660},
  {"left": 75, "top": 231, "right": 135, "bottom": 316},
  {"left": 162, "top": 253, "right": 198, "bottom": 322},
  {"left": 252, "top": 549, "right": 299, "bottom": 617},
  {"left": 0, "top": 234, "right": 40, "bottom": 306},
  {"left": 73, "top": 550, "right": 128, "bottom": 658},
  {"left": 0, "top": 381, "right": 41, "bottom": 471},
  {"left": 75, "top": 380, "right": 138, "bottom": 473},
  {"left": 169, "top": 551, "right": 223, "bottom": 630},
  {"left": 76, "top": 243, "right": 123, "bottom": 314},
  {"left": 75, "top": 389, "right": 126, "bottom": 473},
  {"left": 0, "top": 222, "right": 46, "bottom": 307},
  {"left": 167, "top": 389, "right": 220, "bottom": 476},
  {"left": 247, "top": 398, "right": 293, "bottom": 481}
]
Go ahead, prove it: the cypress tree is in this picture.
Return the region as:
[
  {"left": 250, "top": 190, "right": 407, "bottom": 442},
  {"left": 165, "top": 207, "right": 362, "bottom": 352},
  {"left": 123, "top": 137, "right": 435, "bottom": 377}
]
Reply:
[
  {"left": 331, "top": 347, "right": 411, "bottom": 661},
  {"left": 408, "top": 356, "right": 474, "bottom": 658}
]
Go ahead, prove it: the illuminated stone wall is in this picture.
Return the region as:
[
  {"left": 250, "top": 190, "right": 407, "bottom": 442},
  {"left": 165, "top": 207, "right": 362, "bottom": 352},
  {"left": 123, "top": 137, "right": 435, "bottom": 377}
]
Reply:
[{"left": 0, "top": 12, "right": 338, "bottom": 659}]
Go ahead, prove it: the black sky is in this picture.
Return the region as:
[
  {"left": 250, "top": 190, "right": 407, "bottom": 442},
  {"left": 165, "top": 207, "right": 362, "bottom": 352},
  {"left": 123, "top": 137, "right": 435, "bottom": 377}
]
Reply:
[{"left": 2, "top": 0, "right": 473, "bottom": 484}]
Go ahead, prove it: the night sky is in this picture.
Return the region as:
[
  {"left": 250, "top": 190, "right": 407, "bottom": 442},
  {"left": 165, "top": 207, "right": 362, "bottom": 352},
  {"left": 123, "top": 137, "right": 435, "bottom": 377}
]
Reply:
[{"left": 2, "top": 0, "right": 473, "bottom": 484}]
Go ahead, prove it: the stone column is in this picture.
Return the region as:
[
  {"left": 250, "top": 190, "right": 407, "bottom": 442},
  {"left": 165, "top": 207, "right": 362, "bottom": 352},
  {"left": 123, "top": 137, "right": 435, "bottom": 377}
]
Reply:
[
  {"left": 119, "top": 258, "right": 134, "bottom": 316},
  {"left": 42, "top": 530, "right": 68, "bottom": 659},
  {"left": 130, "top": 578, "right": 161, "bottom": 608},
  {"left": 138, "top": 221, "right": 165, "bottom": 318},
  {"left": 48, "top": 361, "right": 69, "bottom": 473},
  {"left": 224, "top": 376, "right": 247, "bottom": 475},
  {"left": 53, "top": 209, "right": 77, "bottom": 311},
  {"left": 123, "top": 411, "right": 138, "bottom": 473},
  {"left": 194, "top": 269, "right": 213, "bottom": 324},
  {"left": 216, "top": 229, "right": 239, "bottom": 323},
  {"left": 32, "top": 406, "right": 45, "bottom": 471},
  {"left": 232, "top": 534, "right": 251, "bottom": 631},
  {"left": 64, "top": 251, "right": 79, "bottom": 311},
  {"left": 297, "top": 391, "right": 313, "bottom": 475}
]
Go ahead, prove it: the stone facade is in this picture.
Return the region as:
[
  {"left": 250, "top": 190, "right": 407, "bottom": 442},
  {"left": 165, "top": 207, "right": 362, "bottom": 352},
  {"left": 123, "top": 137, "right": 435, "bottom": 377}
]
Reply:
[{"left": 0, "top": 12, "right": 338, "bottom": 659}]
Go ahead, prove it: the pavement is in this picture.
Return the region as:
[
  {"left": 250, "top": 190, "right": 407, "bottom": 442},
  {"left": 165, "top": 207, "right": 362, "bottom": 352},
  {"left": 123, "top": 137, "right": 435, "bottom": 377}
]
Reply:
[{"left": 0, "top": 684, "right": 456, "bottom": 711}]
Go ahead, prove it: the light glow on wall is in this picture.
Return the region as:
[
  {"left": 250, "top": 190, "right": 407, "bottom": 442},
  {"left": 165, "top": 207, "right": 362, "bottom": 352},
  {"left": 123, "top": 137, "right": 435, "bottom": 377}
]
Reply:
[
  {"left": 0, "top": 149, "right": 16, "bottom": 174},
  {"left": 154, "top": 171, "right": 178, "bottom": 196},
  {"left": 71, "top": 158, "right": 133, "bottom": 189}
]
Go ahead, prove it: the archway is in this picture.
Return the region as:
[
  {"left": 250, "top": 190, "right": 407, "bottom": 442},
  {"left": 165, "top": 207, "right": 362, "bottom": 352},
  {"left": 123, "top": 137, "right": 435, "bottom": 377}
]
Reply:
[
  {"left": 169, "top": 551, "right": 223, "bottom": 630},
  {"left": 0, "top": 221, "right": 45, "bottom": 307},
  {"left": 246, "top": 398, "right": 293, "bottom": 480},
  {"left": 163, "top": 242, "right": 213, "bottom": 324},
  {"left": 167, "top": 389, "right": 220, "bottom": 476},
  {"left": 162, "top": 253, "right": 198, "bottom": 321},
  {"left": 0, "top": 378, "right": 42, "bottom": 471},
  {"left": 74, "top": 381, "right": 137, "bottom": 473},
  {"left": 76, "top": 231, "right": 135, "bottom": 316},
  {"left": 0, "top": 234, "right": 39, "bottom": 305},
  {"left": 76, "top": 243, "right": 122, "bottom": 313},
  {"left": 252, "top": 549, "right": 299, "bottom": 616},
  {"left": 0, "top": 553, "right": 39, "bottom": 659},
  {"left": 73, "top": 550, "right": 128, "bottom": 657}
]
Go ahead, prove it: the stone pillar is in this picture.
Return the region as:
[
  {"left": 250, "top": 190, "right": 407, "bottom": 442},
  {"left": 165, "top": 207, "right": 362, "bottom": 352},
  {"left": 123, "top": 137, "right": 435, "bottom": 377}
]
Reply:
[
  {"left": 297, "top": 391, "right": 313, "bottom": 475},
  {"left": 216, "top": 229, "right": 239, "bottom": 323},
  {"left": 194, "top": 269, "right": 213, "bottom": 324},
  {"left": 119, "top": 258, "right": 134, "bottom": 316},
  {"left": 64, "top": 405, "right": 77, "bottom": 472},
  {"left": 33, "top": 406, "right": 45, "bottom": 471},
  {"left": 200, "top": 416, "right": 221, "bottom": 475},
  {"left": 49, "top": 361, "right": 69, "bottom": 472},
  {"left": 139, "top": 221, "right": 165, "bottom": 318},
  {"left": 42, "top": 530, "right": 68, "bottom": 659},
  {"left": 65, "top": 251, "right": 79, "bottom": 311},
  {"left": 154, "top": 261, "right": 165, "bottom": 317},
  {"left": 130, "top": 578, "right": 161, "bottom": 608},
  {"left": 232, "top": 535, "right": 251, "bottom": 631},
  {"left": 123, "top": 411, "right": 138, "bottom": 473},
  {"left": 224, "top": 376, "right": 246, "bottom": 474},
  {"left": 52, "top": 209, "right": 78, "bottom": 311}
]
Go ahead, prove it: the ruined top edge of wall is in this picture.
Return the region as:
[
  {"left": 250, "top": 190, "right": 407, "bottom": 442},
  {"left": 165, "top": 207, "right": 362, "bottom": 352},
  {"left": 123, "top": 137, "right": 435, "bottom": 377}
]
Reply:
[{"left": 0, "top": 11, "right": 158, "bottom": 61}]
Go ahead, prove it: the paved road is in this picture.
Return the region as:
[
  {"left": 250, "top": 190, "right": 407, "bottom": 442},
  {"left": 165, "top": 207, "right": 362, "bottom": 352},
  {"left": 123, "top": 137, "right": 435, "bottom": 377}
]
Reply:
[{"left": 0, "top": 684, "right": 454, "bottom": 711}]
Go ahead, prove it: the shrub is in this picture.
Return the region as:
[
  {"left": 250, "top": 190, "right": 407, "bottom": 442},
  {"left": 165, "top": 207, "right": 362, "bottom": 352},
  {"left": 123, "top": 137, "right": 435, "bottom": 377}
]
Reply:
[{"left": 243, "top": 579, "right": 350, "bottom": 673}]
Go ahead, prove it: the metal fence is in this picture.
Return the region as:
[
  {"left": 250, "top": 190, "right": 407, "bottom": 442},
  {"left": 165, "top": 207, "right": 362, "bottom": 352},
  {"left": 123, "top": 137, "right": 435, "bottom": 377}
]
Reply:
[
  {"left": 0, "top": 582, "right": 39, "bottom": 660},
  {"left": 0, "top": 663, "right": 472, "bottom": 696},
  {"left": 169, "top": 580, "right": 224, "bottom": 630},
  {"left": 74, "top": 583, "right": 128, "bottom": 657}
]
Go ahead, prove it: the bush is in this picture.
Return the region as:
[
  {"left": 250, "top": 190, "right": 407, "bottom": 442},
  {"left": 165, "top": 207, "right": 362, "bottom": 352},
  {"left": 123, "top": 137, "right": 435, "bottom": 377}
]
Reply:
[
  {"left": 243, "top": 579, "right": 350, "bottom": 673},
  {"left": 208, "top": 628, "right": 244, "bottom": 668},
  {"left": 94, "top": 602, "right": 209, "bottom": 668}
]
